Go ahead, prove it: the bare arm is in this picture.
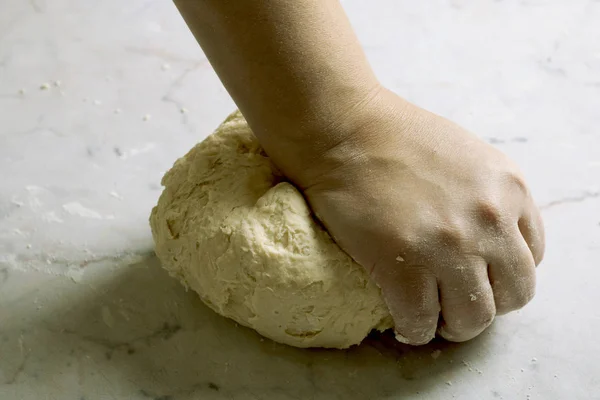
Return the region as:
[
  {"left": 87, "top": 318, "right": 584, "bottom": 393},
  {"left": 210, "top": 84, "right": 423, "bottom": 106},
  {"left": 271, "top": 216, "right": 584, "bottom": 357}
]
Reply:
[{"left": 175, "top": 0, "right": 381, "bottom": 179}]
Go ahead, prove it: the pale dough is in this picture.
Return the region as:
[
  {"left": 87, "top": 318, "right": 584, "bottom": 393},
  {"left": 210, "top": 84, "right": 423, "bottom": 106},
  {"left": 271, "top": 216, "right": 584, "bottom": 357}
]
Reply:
[{"left": 150, "top": 111, "right": 392, "bottom": 348}]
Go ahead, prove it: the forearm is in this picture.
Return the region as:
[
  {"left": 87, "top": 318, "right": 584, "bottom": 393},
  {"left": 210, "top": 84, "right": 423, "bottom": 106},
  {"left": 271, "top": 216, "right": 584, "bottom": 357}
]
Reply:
[{"left": 174, "top": 0, "right": 381, "bottom": 171}]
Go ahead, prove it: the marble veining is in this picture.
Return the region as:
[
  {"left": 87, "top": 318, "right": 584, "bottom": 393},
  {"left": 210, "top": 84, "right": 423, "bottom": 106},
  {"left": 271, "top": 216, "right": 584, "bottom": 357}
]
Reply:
[{"left": 1, "top": 0, "right": 599, "bottom": 399}]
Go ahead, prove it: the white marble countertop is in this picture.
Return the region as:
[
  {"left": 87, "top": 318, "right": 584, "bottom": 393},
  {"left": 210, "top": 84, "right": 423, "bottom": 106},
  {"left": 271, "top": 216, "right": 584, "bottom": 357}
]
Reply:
[{"left": 1, "top": 0, "right": 599, "bottom": 399}]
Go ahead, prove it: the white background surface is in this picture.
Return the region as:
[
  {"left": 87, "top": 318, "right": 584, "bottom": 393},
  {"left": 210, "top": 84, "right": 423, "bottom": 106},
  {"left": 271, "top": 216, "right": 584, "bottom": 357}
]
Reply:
[{"left": 1, "top": 0, "right": 599, "bottom": 399}]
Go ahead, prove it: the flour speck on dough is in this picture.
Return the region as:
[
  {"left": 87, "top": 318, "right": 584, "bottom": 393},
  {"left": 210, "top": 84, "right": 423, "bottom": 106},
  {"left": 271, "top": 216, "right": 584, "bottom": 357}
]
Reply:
[{"left": 150, "top": 110, "right": 392, "bottom": 348}]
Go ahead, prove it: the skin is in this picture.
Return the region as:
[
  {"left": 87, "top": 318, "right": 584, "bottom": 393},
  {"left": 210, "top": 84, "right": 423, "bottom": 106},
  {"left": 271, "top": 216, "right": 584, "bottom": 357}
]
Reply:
[{"left": 174, "top": 0, "right": 545, "bottom": 344}]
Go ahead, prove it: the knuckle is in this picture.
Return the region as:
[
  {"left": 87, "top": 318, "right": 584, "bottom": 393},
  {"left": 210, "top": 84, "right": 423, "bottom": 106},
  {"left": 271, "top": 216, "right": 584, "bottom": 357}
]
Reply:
[
  {"left": 435, "top": 223, "right": 467, "bottom": 249},
  {"left": 505, "top": 169, "right": 529, "bottom": 196},
  {"left": 518, "top": 216, "right": 546, "bottom": 266},
  {"left": 474, "top": 198, "right": 505, "bottom": 227},
  {"left": 396, "top": 231, "right": 428, "bottom": 260},
  {"left": 405, "top": 219, "right": 469, "bottom": 260}
]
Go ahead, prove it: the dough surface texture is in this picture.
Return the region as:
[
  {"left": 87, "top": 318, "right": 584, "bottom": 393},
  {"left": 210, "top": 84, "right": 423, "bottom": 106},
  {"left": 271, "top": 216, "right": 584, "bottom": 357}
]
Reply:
[{"left": 150, "top": 111, "right": 392, "bottom": 348}]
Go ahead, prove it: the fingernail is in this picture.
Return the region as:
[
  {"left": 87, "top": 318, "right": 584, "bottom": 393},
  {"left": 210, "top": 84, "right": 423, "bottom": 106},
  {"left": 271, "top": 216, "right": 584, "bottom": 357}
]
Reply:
[
  {"left": 437, "top": 325, "right": 453, "bottom": 339},
  {"left": 394, "top": 329, "right": 434, "bottom": 346},
  {"left": 394, "top": 331, "right": 412, "bottom": 344}
]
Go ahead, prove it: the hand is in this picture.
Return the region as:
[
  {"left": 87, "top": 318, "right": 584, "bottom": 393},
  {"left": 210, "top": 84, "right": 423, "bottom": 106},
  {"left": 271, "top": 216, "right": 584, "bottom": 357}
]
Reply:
[{"left": 287, "top": 87, "right": 545, "bottom": 344}]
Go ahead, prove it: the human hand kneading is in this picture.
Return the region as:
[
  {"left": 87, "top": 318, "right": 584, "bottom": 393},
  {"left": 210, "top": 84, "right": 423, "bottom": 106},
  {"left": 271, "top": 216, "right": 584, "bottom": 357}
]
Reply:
[
  {"left": 172, "top": 0, "right": 545, "bottom": 346},
  {"left": 284, "top": 88, "right": 546, "bottom": 345}
]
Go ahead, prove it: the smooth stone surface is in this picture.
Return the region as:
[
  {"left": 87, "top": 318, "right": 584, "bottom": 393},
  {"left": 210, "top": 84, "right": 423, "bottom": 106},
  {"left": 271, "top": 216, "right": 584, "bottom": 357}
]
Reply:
[{"left": 1, "top": 0, "right": 599, "bottom": 399}]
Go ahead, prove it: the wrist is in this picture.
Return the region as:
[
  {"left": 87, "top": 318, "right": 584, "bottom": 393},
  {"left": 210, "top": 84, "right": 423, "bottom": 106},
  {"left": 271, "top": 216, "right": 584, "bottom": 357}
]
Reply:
[
  {"left": 256, "top": 82, "right": 395, "bottom": 185},
  {"left": 262, "top": 85, "right": 412, "bottom": 188}
]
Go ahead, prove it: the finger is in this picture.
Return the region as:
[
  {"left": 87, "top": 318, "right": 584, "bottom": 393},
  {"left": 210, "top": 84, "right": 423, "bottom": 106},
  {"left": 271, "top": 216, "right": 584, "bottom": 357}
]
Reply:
[
  {"left": 487, "top": 232, "right": 536, "bottom": 315},
  {"left": 437, "top": 258, "right": 496, "bottom": 342},
  {"left": 518, "top": 199, "right": 545, "bottom": 266},
  {"left": 371, "top": 262, "right": 440, "bottom": 345}
]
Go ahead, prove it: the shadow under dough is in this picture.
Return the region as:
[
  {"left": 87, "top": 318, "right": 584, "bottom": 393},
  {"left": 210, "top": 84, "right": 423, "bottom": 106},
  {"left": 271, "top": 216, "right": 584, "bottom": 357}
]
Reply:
[{"left": 1, "top": 254, "right": 494, "bottom": 399}]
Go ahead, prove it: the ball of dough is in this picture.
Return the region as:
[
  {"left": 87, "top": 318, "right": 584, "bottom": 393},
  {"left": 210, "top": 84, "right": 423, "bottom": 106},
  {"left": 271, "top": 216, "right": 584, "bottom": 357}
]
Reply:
[{"left": 150, "top": 111, "right": 392, "bottom": 348}]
